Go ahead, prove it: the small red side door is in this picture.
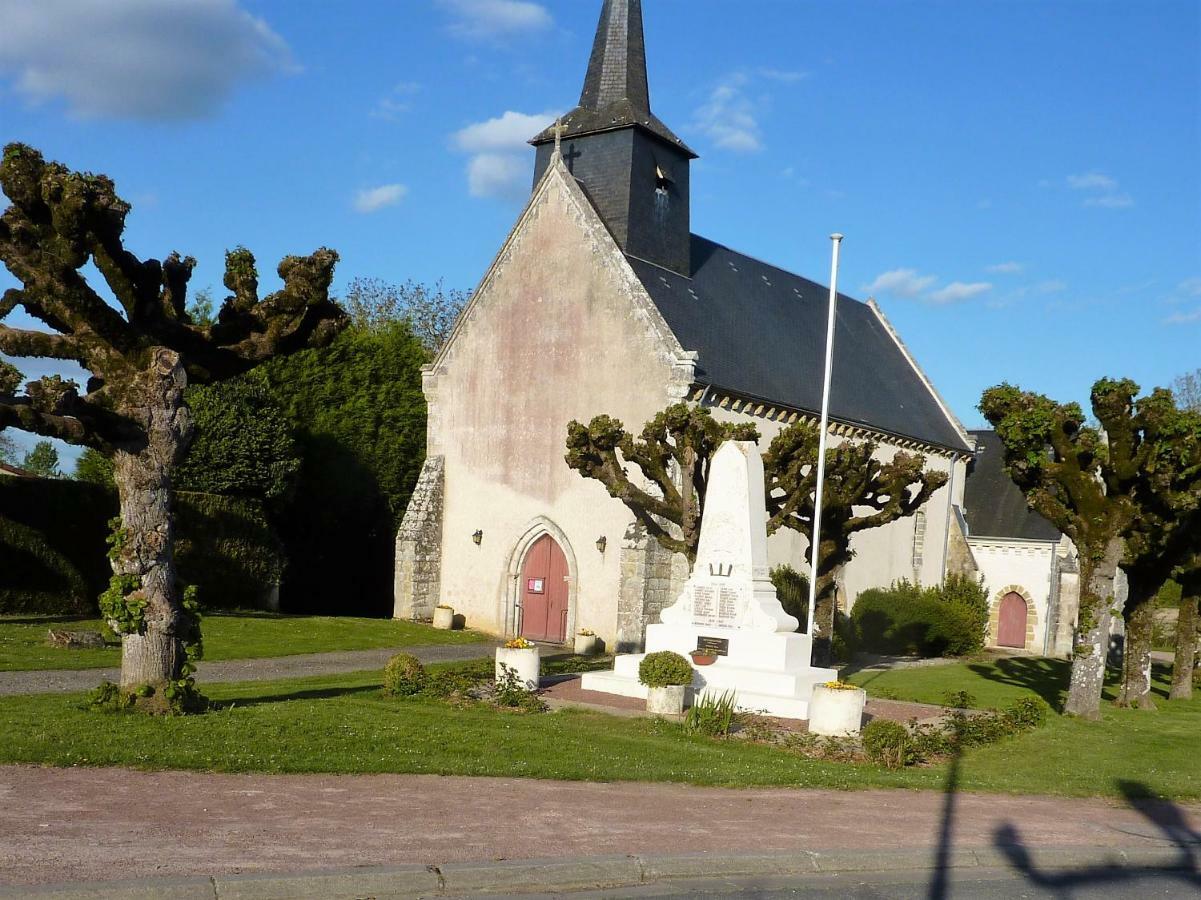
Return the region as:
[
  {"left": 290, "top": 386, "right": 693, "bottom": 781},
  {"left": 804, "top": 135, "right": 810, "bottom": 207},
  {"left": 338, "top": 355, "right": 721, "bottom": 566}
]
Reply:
[
  {"left": 520, "top": 534, "right": 569, "bottom": 643},
  {"left": 997, "top": 592, "right": 1028, "bottom": 648}
]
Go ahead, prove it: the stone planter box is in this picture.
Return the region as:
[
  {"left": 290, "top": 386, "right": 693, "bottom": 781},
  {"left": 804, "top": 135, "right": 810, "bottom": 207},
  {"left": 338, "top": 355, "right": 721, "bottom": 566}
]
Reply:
[
  {"left": 574, "top": 634, "right": 600, "bottom": 656},
  {"left": 646, "top": 684, "right": 687, "bottom": 716},
  {"left": 807, "top": 684, "right": 866, "bottom": 736},
  {"left": 495, "top": 647, "right": 540, "bottom": 691},
  {"left": 432, "top": 606, "right": 455, "bottom": 630}
]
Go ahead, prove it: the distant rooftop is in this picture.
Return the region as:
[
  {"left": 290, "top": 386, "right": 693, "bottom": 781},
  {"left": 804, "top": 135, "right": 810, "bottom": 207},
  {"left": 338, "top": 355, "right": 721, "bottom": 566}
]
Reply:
[{"left": 963, "top": 430, "right": 1061, "bottom": 541}]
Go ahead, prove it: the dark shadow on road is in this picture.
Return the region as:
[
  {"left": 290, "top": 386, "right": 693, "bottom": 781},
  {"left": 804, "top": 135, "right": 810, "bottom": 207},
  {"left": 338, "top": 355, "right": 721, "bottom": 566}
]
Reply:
[
  {"left": 928, "top": 739, "right": 963, "bottom": 900},
  {"left": 993, "top": 779, "right": 1200, "bottom": 894}
]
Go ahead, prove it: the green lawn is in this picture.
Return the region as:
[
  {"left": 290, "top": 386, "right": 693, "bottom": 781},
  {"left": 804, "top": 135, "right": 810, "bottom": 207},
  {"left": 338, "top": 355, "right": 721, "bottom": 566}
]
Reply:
[
  {"left": 0, "top": 613, "right": 483, "bottom": 671},
  {"left": 0, "top": 657, "right": 1195, "bottom": 801}
]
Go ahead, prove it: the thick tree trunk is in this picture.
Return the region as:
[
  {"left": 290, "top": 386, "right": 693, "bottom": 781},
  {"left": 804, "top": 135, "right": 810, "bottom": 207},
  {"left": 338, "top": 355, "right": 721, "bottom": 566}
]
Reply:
[
  {"left": 1117, "top": 591, "right": 1157, "bottom": 709},
  {"left": 1063, "top": 538, "right": 1123, "bottom": 719},
  {"left": 1170, "top": 577, "right": 1199, "bottom": 701},
  {"left": 110, "top": 350, "right": 193, "bottom": 693},
  {"left": 809, "top": 554, "right": 842, "bottom": 668}
]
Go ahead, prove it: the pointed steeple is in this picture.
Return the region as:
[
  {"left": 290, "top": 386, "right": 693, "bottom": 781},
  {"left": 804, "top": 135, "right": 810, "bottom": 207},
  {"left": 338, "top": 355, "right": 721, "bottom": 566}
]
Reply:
[
  {"left": 579, "top": 0, "right": 650, "bottom": 112},
  {"left": 530, "top": 0, "right": 694, "bottom": 157}
]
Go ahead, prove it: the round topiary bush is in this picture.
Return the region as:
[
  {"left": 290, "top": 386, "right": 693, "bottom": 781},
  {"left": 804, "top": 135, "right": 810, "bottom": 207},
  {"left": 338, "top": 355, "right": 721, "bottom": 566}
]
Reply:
[
  {"left": 862, "top": 719, "right": 913, "bottom": 769},
  {"left": 383, "top": 653, "right": 426, "bottom": 696},
  {"left": 638, "top": 651, "right": 694, "bottom": 688}
]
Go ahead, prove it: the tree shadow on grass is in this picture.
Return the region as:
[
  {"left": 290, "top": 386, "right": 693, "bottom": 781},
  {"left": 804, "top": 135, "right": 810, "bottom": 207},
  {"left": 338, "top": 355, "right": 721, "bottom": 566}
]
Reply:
[
  {"left": 218, "top": 684, "right": 381, "bottom": 708},
  {"left": 993, "top": 780, "right": 1200, "bottom": 894},
  {"left": 967, "top": 656, "right": 1071, "bottom": 708}
]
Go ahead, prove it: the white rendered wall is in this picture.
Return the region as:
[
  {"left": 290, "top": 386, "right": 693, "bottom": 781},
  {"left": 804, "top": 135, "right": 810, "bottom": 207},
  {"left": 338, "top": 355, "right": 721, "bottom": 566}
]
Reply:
[{"left": 968, "top": 537, "right": 1060, "bottom": 653}]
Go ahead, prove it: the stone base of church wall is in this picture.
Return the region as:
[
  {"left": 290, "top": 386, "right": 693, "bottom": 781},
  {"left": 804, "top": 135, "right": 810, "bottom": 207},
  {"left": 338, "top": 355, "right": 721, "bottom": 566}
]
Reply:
[
  {"left": 615, "top": 522, "right": 688, "bottom": 653},
  {"left": 393, "top": 456, "right": 445, "bottom": 621}
]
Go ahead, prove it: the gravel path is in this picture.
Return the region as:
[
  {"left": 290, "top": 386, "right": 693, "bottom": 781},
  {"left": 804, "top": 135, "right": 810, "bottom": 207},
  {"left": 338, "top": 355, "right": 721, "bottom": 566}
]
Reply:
[
  {"left": 0, "top": 642, "right": 498, "bottom": 696},
  {"left": 1, "top": 766, "right": 1196, "bottom": 887}
]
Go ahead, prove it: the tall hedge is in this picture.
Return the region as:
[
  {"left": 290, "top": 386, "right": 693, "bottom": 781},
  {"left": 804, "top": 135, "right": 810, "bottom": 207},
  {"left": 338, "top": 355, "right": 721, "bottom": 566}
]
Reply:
[
  {"left": 0, "top": 479, "right": 282, "bottom": 615},
  {"left": 252, "top": 321, "right": 428, "bottom": 615},
  {"left": 851, "top": 577, "right": 989, "bottom": 658}
]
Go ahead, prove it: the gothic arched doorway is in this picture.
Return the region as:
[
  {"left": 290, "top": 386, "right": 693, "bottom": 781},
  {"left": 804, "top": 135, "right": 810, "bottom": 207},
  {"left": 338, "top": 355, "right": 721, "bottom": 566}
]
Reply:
[
  {"left": 997, "top": 592, "right": 1028, "bottom": 648},
  {"left": 519, "top": 534, "right": 569, "bottom": 643}
]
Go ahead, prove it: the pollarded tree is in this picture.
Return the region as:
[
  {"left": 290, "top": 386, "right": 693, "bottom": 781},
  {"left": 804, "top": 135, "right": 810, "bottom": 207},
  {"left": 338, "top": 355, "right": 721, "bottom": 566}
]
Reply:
[
  {"left": 565, "top": 403, "right": 759, "bottom": 563},
  {"left": 980, "top": 379, "right": 1147, "bottom": 719},
  {"left": 762, "top": 420, "right": 948, "bottom": 663},
  {"left": 1120, "top": 389, "right": 1201, "bottom": 706},
  {"left": 0, "top": 144, "right": 346, "bottom": 702},
  {"left": 1171, "top": 568, "right": 1200, "bottom": 701}
]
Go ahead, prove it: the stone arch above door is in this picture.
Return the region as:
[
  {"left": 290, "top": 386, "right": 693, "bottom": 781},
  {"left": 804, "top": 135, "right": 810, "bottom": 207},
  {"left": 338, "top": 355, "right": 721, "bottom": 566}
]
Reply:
[
  {"left": 989, "top": 584, "right": 1038, "bottom": 650},
  {"left": 501, "top": 517, "right": 578, "bottom": 642}
]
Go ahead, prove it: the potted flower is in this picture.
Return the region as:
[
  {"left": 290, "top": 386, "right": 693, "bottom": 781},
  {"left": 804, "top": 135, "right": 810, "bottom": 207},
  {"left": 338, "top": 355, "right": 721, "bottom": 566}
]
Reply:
[
  {"left": 495, "top": 637, "right": 540, "bottom": 691},
  {"left": 433, "top": 604, "right": 455, "bottom": 630},
  {"left": 808, "top": 680, "right": 867, "bottom": 736},
  {"left": 638, "top": 650, "right": 694, "bottom": 716},
  {"left": 689, "top": 648, "right": 718, "bottom": 667},
  {"left": 574, "top": 628, "right": 600, "bottom": 656}
]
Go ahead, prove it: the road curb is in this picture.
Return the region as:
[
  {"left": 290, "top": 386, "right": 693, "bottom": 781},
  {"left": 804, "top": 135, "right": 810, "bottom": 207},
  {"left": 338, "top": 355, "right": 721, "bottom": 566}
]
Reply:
[{"left": 2, "top": 845, "right": 1195, "bottom": 898}]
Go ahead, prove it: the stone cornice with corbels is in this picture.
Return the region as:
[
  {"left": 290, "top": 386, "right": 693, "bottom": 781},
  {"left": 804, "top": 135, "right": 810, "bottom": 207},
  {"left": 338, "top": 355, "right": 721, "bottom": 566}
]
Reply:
[{"left": 691, "top": 384, "right": 964, "bottom": 460}]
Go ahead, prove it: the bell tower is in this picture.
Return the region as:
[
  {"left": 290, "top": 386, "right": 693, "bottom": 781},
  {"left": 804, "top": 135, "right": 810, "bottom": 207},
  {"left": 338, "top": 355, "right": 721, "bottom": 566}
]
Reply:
[{"left": 530, "top": 0, "right": 696, "bottom": 276}]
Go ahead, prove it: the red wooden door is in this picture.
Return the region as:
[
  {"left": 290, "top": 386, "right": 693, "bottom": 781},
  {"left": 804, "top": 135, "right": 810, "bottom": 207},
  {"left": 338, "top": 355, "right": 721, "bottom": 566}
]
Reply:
[
  {"left": 997, "top": 592, "right": 1028, "bottom": 648},
  {"left": 520, "top": 534, "right": 569, "bottom": 643}
]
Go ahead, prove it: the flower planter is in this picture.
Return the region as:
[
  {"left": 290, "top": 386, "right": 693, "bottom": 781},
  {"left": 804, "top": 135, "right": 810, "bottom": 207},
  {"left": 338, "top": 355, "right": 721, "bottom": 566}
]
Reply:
[
  {"left": 574, "top": 633, "right": 600, "bottom": 656},
  {"left": 495, "top": 646, "right": 540, "bottom": 691},
  {"left": 646, "top": 684, "right": 687, "bottom": 716},
  {"left": 432, "top": 606, "right": 455, "bottom": 630},
  {"left": 807, "top": 684, "right": 867, "bottom": 736},
  {"left": 689, "top": 652, "right": 718, "bottom": 667}
]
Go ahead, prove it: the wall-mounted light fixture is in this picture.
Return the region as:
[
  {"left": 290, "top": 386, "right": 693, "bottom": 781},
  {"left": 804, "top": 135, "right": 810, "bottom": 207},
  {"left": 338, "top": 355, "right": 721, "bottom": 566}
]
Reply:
[
  {"left": 472, "top": 530, "right": 483, "bottom": 546},
  {"left": 596, "top": 535, "right": 607, "bottom": 554}
]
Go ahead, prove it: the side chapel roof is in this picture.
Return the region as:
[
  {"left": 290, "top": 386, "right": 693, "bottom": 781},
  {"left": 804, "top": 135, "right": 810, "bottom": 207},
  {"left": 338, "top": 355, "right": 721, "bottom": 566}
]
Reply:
[
  {"left": 961, "top": 430, "right": 1062, "bottom": 541},
  {"left": 626, "top": 237, "right": 974, "bottom": 453}
]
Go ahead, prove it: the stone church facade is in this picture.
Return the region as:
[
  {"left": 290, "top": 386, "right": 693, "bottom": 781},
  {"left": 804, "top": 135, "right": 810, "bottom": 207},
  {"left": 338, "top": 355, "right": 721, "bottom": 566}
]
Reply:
[{"left": 395, "top": 0, "right": 978, "bottom": 650}]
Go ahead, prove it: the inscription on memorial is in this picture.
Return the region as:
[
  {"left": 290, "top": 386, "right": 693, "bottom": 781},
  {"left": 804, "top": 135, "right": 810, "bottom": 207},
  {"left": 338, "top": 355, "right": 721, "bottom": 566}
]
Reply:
[
  {"left": 692, "top": 585, "right": 716, "bottom": 626},
  {"left": 718, "top": 586, "right": 740, "bottom": 624},
  {"left": 696, "top": 636, "right": 730, "bottom": 656}
]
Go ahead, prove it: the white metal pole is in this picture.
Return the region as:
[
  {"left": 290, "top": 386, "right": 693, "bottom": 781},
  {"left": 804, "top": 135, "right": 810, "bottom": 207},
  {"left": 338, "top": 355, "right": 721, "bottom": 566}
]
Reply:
[{"left": 806, "top": 233, "right": 843, "bottom": 636}]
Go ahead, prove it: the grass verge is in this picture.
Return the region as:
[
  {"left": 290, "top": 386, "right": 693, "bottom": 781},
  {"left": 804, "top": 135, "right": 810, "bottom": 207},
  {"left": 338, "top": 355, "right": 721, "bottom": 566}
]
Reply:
[
  {"left": 0, "top": 656, "right": 1195, "bottom": 801},
  {"left": 0, "top": 613, "right": 483, "bottom": 672}
]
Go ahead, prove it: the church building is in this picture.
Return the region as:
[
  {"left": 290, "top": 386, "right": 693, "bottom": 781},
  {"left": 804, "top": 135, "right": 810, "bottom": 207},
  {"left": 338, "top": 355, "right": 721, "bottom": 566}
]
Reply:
[{"left": 394, "top": 0, "right": 977, "bottom": 651}]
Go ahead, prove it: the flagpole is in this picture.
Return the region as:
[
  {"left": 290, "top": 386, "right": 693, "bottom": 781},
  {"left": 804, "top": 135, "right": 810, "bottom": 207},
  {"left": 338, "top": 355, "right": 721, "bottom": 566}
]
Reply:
[{"left": 806, "top": 233, "right": 844, "bottom": 638}]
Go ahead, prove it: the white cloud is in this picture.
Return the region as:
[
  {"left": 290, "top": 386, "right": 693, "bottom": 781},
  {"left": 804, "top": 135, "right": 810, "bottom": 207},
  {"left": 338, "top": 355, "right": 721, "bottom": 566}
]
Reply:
[
  {"left": 864, "top": 268, "right": 938, "bottom": 299},
  {"left": 1035, "top": 279, "right": 1068, "bottom": 294},
  {"left": 372, "top": 81, "right": 421, "bottom": 120},
  {"left": 1179, "top": 277, "right": 1201, "bottom": 297},
  {"left": 986, "top": 261, "right": 1024, "bottom": 274},
  {"left": 452, "top": 109, "right": 558, "bottom": 201},
  {"left": 1083, "top": 193, "right": 1134, "bottom": 209},
  {"left": 0, "top": 0, "right": 294, "bottom": 120},
  {"left": 694, "top": 74, "right": 762, "bottom": 152},
  {"left": 439, "top": 0, "right": 552, "bottom": 41},
  {"left": 353, "top": 184, "right": 408, "bottom": 214},
  {"left": 1066, "top": 171, "right": 1132, "bottom": 209},
  {"left": 1067, "top": 172, "right": 1118, "bottom": 191},
  {"left": 928, "top": 281, "right": 992, "bottom": 304},
  {"left": 1164, "top": 308, "right": 1201, "bottom": 325}
]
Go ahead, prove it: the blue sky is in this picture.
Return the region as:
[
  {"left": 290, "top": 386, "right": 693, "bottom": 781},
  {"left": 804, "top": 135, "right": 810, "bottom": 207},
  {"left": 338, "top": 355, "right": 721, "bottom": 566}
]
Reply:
[{"left": 1, "top": 0, "right": 1198, "bottom": 468}]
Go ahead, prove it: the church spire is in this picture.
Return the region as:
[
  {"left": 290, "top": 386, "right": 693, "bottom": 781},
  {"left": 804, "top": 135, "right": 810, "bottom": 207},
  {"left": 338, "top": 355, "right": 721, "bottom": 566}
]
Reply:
[
  {"left": 579, "top": 0, "right": 650, "bottom": 113},
  {"left": 529, "top": 0, "right": 694, "bottom": 157}
]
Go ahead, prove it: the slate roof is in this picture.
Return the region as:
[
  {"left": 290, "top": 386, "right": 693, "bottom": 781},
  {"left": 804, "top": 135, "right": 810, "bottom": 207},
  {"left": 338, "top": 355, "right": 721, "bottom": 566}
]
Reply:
[
  {"left": 529, "top": 0, "right": 695, "bottom": 157},
  {"left": 962, "top": 430, "right": 1061, "bottom": 541},
  {"left": 625, "top": 235, "right": 973, "bottom": 452}
]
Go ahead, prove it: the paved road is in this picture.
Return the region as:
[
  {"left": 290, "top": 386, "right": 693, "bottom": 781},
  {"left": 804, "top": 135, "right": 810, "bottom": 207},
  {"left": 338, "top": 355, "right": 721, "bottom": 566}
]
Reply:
[
  {"left": 0, "top": 642, "right": 497, "bottom": 696},
  {"left": 1, "top": 767, "right": 1197, "bottom": 890}
]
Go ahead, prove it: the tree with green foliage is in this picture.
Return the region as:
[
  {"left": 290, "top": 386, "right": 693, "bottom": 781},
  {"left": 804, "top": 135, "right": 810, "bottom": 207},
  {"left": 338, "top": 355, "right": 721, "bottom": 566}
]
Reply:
[
  {"left": 253, "top": 320, "right": 428, "bottom": 613},
  {"left": 980, "top": 381, "right": 1136, "bottom": 718},
  {"left": 73, "top": 448, "right": 115, "bottom": 487},
  {"left": 0, "top": 143, "right": 345, "bottom": 701},
  {"left": 20, "top": 440, "right": 61, "bottom": 478},
  {"left": 762, "top": 420, "right": 948, "bottom": 663},
  {"left": 186, "top": 286, "right": 216, "bottom": 328},
  {"left": 0, "top": 430, "right": 15, "bottom": 464},
  {"left": 341, "top": 276, "right": 468, "bottom": 352},
  {"left": 1174, "top": 368, "right": 1200, "bottom": 413},
  {"left": 175, "top": 379, "right": 299, "bottom": 501},
  {"left": 565, "top": 404, "right": 759, "bottom": 563}
]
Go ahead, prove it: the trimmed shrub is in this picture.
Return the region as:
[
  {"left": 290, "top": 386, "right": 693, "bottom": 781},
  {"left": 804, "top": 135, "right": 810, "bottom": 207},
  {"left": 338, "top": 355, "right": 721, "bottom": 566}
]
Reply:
[
  {"left": 770, "top": 564, "right": 809, "bottom": 629},
  {"left": 861, "top": 719, "right": 913, "bottom": 769},
  {"left": 638, "top": 651, "right": 694, "bottom": 688},
  {"left": 174, "top": 492, "right": 284, "bottom": 610},
  {"left": 383, "top": 653, "right": 426, "bottom": 696},
  {"left": 0, "top": 516, "right": 91, "bottom": 614},
  {"left": 850, "top": 577, "right": 988, "bottom": 658}
]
